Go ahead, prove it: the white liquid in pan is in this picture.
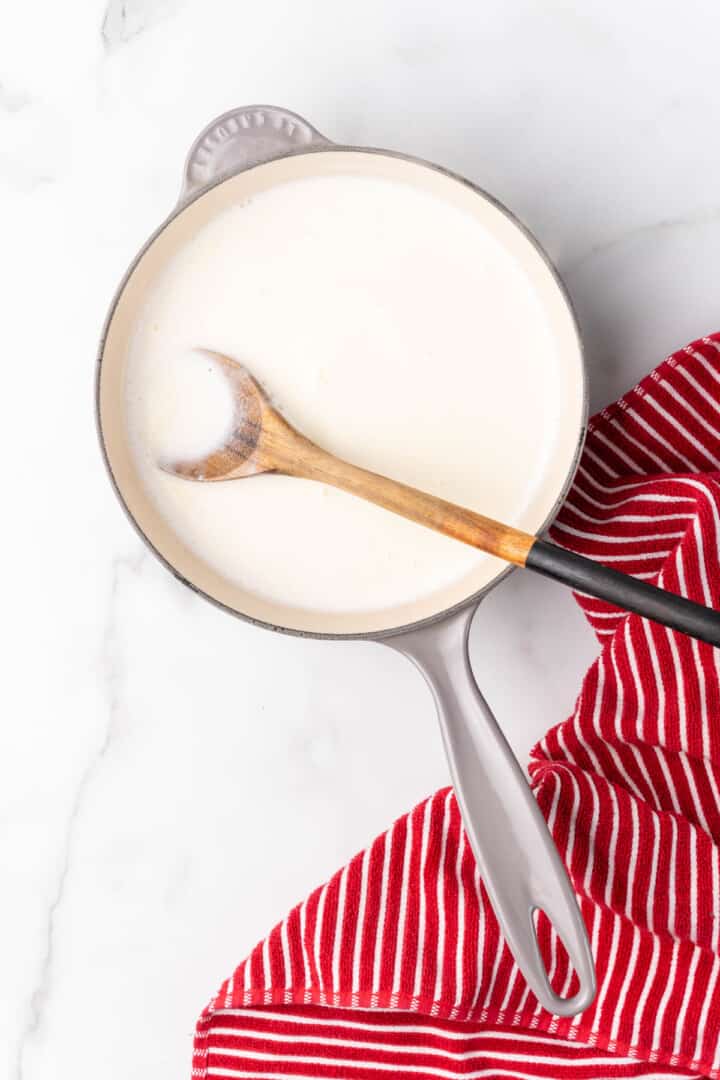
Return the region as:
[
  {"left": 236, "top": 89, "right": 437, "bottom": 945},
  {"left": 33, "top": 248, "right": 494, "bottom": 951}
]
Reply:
[
  {"left": 138, "top": 350, "right": 237, "bottom": 465},
  {"left": 125, "top": 173, "right": 563, "bottom": 620}
]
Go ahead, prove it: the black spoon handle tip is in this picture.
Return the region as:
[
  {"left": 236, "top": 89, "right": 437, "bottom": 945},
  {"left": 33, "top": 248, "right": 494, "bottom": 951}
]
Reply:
[{"left": 526, "top": 539, "right": 720, "bottom": 648}]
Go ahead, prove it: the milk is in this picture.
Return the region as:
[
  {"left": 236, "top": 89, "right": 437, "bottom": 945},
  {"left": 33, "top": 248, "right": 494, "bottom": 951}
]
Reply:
[
  {"left": 125, "top": 172, "right": 561, "bottom": 618},
  {"left": 129, "top": 349, "right": 236, "bottom": 467}
]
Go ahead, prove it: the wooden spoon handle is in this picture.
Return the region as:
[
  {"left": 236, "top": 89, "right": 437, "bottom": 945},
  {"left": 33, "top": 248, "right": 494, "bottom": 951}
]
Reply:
[
  {"left": 293, "top": 442, "right": 536, "bottom": 566},
  {"left": 293, "top": 443, "right": 720, "bottom": 648}
]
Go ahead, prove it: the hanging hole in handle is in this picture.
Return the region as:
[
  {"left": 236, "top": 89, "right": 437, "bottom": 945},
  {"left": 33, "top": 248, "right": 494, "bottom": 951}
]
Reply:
[
  {"left": 530, "top": 905, "right": 594, "bottom": 1016},
  {"left": 531, "top": 907, "right": 579, "bottom": 999}
]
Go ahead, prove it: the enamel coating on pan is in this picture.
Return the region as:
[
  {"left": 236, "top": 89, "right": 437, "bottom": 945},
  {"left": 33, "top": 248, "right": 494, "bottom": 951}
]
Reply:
[{"left": 95, "top": 106, "right": 594, "bottom": 1016}]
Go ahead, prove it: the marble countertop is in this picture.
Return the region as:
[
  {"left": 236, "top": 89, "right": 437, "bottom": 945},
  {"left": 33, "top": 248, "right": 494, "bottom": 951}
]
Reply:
[{"left": 4, "top": 1, "right": 720, "bottom": 1076}]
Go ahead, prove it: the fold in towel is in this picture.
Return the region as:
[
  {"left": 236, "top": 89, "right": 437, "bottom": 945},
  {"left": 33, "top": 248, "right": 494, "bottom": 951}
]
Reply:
[{"left": 194, "top": 334, "right": 720, "bottom": 1080}]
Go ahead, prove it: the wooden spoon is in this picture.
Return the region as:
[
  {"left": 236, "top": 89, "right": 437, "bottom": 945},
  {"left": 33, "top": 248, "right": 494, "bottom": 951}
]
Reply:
[{"left": 165, "top": 350, "right": 720, "bottom": 647}]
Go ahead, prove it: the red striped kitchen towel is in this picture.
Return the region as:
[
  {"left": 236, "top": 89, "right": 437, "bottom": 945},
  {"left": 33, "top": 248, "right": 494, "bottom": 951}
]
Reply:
[{"left": 193, "top": 333, "right": 720, "bottom": 1079}]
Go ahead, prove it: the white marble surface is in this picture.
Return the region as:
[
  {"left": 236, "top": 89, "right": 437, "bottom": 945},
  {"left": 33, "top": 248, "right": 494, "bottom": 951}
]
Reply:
[{"left": 3, "top": 1, "right": 720, "bottom": 1076}]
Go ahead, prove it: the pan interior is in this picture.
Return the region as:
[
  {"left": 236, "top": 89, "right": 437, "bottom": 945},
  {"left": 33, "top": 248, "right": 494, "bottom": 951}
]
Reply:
[{"left": 99, "top": 150, "right": 584, "bottom": 636}]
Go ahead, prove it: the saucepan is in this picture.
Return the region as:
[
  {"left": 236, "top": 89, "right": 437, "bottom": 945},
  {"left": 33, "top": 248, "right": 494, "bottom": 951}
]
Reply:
[{"left": 96, "top": 105, "right": 595, "bottom": 1014}]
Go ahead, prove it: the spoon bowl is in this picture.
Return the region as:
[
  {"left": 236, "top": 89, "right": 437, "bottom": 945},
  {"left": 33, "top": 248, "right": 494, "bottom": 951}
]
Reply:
[{"left": 163, "top": 350, "right": 269, "bottom": 481}]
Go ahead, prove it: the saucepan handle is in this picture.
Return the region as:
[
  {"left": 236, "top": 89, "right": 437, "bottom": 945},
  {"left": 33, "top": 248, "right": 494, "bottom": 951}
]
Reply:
[
  {"left": 179, "top": 104, "right": 331, "bottom": 205},
  {"left": 388, "top": 603, "right": 596, "bottom": 1017}
]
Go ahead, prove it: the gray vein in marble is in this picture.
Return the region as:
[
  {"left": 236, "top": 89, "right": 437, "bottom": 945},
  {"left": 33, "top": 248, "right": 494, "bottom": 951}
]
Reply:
[
  {"left": 562, "top": 204, "right": 720, "bottom": 276},
  {"left": 13, "top": 549, "right": 146, "bottom": 1080},
  {"left": 0, "top": 154, "right": 54, "bottom": 193},
  {"left": 0, "top": 81, "right": 32, "bottom": 113},
  {"left": 101, "top": 0, "right": 183, "bottom": 51},
  {"left": 0, "top": 82, "right": 52, "bottom": 191}
]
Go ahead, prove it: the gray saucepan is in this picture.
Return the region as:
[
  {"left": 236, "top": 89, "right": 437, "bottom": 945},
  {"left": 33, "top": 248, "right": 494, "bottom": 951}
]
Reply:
[{"left": 96, "top": 105, "right": 595, "bottom": 1015}]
